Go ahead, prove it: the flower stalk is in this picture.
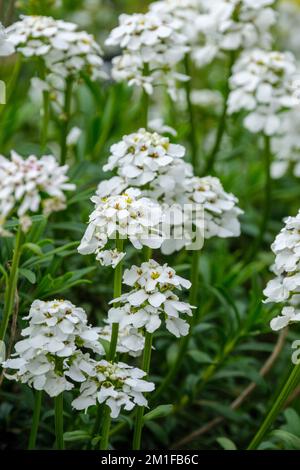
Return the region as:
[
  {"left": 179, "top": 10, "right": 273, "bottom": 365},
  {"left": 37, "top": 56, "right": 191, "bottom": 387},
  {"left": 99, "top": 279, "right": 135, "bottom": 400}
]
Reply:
[
  {"left": 204, "top": 52, "right": 235, "bottom": 174},
  {"left": 132, "top": 331, "right": 153, "bottom": 450},
  {"left": 150, "top": 250, "right": 200, "bottom": 402},
  {"left": 28, "top": 390, "right": 42, "bottom": 450},
  {"left": 0, "top": 225, "right": 23, "bottom": 341},
  {"left": 259, "top": 134, "right": 272, "bottom": 245},
  {"left": 184, "top": 54, "right": 198, "bottom": 173},
  {"left": 99, "top": 236, "right": 124, "bottom": 450},
  {"left": 54, "top": 393, "right": 64, "bottom": 450},
  {"left": 248, "top": 362, "right": 300, "bottom": 450},
  {"left": 60, "top": 77, "right": 73, "bottom": 165},
  {"left": 38, "top": 60, "right": 50, "bottom": 152}
]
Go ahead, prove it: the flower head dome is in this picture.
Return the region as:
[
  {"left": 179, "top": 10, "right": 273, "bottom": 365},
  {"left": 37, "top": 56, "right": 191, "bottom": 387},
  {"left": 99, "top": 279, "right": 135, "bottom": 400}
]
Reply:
[
  {"left": 0, "top": 22, "right": 14, "bottom": 56},
  {"left": 271, "top": 107, "right": 300, "bottom": 179},
  {"left": 2, "top": 299, "right": 103, "bottom": 397},
  {"left": 108, "top": 260, "right": 193, "bottom": 337},
  {"left": 6, "top": 15, "right": 106, "bottom": 98},
  {"left": 103, "top": 128, "right": 185, "bottom": 186},
  {"left": 105, "top": 11, "right": 189, "bottom": 98},
  {"left": 78, "top": 187, "right": 164, "bottom": 264},
  {"left": 228, "top": 49, "right": 299, "bottom": 135},
  {"left": 264, "top": 211, "right": 300, "bottom": 331},
  {"left": 0, "top": 151, "right": 75, "bottom": 234},
  {"left": 71, "top": 359, "right": 155, "bottom": 417}
]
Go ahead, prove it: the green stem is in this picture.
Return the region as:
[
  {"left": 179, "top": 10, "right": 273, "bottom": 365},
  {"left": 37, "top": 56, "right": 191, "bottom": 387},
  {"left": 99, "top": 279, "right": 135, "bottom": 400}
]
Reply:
[
  {"left": 141, "top": 63, "right": 150, "bottom": 128},
  {"left": 99, "top": 405, "right": 111, "bottom": 450},
  {"left": 93, "top": 86, "right": 116, "bottom": 160},
  {"left": 184, "top": 54, "right": 198, "bottom": 172},
  {"left": 150, "top": 250, "right": 200, "bottom": 403},
  {"left": 258, "top": 134, "right": 272, "bottom": 245},
  {"left": 132, "top": 332, "right": 153, "bottom": 450},
  {"left": 248, "top": 362, "right": 300, "bottom": 450},
  {"left": 99, "top": 237, "right": 124, "bottom": 450},
  {"left": 28, "top": 390, "right": 42, "bottom": 450},
  {"left": 108, "top": 237, "right": 124, "bottom": 362},
  {"left": 60, "top": 77, "right": 73, "bottom": 165},
  {"left": 41, "top": 90, "right": 50, "bottom": 152},
  {"left": 54, "top": 393, "right": 64, "bottom": 450},
  {"left": 0, "top": 226, "right": 23, "bottom": 341},
  {"left": 38, "top": 60, "right": 50, "bottom": 152},
  {"left": 204, "top": 52, "right": 235, "bottom": 174}
]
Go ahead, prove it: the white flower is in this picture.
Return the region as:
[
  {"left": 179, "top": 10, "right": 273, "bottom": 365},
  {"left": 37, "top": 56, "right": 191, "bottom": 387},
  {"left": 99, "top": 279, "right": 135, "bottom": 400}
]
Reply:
[
  {"left": 228, "top": 49, "right": 299, "bottom": 136},
  {"left": 6, "top": 15, "right": 106, "bottom": 100},
  {"left": 67, "top": 126, "right": 82, "bottom": 147},
  {"left": 78, "top": 188, "right": 164, "bottom": 257},
  {"left": 71, "top": 360, "right": 155, "bottom": 418},
  {"left": 105, "top": 11, "right": 189, "bottom": 98},
  {"left": 19, "top": 215, "right": 32, "bottom": 233},
  {"left": 148, "top": 118, "right": 177, "bottom": 137},
  {"left": 189, "top": 176, "right": 243, "bottom": 239},
  {"left": 2, "top": 299, "right": 104, "bottom": 397},
  {"left": 103, "top": 129, "right": 185, "bottom": 186},
  {"left": 270, "top": 306, "right": 300, "bottom": 331},
  {"left": 0, "top": 22, "right": 14, "bottom": 56},
  {"left": 153, "top": 0, "right": 276, "bottom": 69},
  {"left": 108, "top": 260, "right": 193, "bottom": 337},
  {"left": 190, "top": 89, "right": 223, "bottom": 113},
  {"left": 271, "top": 107, "right": 300, "bottom": 179},
  {"left": 96, "top": 130, "right": 242, "bottom": 255},
  {"left": 96, "top": 249, "right": 126, "bottom": 268},
  {"left": 0, "top": 151, "right": 75, "bottom": 227},
  {"left": 3, "top": 354, "right": 74, "bottom": 397},
  {"left": 263, "top": 210, "right": 300, "bottom": 331},
  {"left": 211, "top": 0, "right": 276, "bottom": 53},
  {"left": 98, "top": 323, "right": 145, "bottom": 357}
]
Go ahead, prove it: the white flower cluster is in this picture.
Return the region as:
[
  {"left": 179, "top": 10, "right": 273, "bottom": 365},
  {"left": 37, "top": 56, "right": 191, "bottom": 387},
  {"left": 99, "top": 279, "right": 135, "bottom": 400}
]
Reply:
[
  {"left": 271, "top": 107, "right": 300, "bottom": 179},
  {"left": 72, "top": 360, "right": 154, "bottom": 417},
  {"left": 97, "top": 129, "right": 242, "bottom": 254},
  {"left": 105, "top": 11, "right": 189, "bottom": 98},
  {"left": 161, "top": 175, "right": 243, "bottom": 254},
  {"left": 98, "top": 323, "right": 145, "bottom": 357},
  {"left": 103, "top": 128, "right": 185, "bottom": 186},
  {"left": 0, "top": 22, "right": 14, "bottom": 56},
  {"left": 211, "top": 0, "right": 276, "bottom": 53},
  {"left": 189, "top": 176, "right": 243, "bottom": 239},
  {"left": 78, "top": 187, "right": 164, "bottom": 263},
  {"left": 228, "top": 49, "right": 299, "bottom": 135},
  {"left": 6, "top": 15, "right": 106, "bottom": 101},
  {"left": 148, "top": 0, "right": 276, "bottom": 69},
  {"left": 3, "top": 299, "right": 153, "bottom": 415},
  {"left": 0, "top": 151, "right": 75, "bottom": 234},
  {"left": 108, "top": 260, "right": 193, "bottom": 337},
  {"left": 2, "top": 300, "right": 103, "bottom": 397},
  {"left": 264, "top": 211, "right": 300, "bottom": 331}
]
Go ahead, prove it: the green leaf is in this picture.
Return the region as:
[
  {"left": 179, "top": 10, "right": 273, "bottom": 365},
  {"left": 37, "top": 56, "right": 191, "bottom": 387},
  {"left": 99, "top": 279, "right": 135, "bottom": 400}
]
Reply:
[
  {"left": 99, "top": 338, "right": 110, "bottom": 356},
  {"left": 19, "top": 268, "right": 36, "bottom": 284},
  {"left": 200, "top": 401, "right": 243, "bottom": 422},
  {"left": 188, "top": 350, "right": 213, "bottom": 364},
  {"left": 282, "top": 408, "right": 300, "bottom": 436},
  {"left": 63, "top": 430, "right": 91, "bottom": 442},
  {"left": 143, "top": 404, "right": 173, "bottom": 422},
  {"left": 271, "top": 430, "right": 300, "bottom": 449},
  {"left": 22, "top": 242, "right": 43, "bottom": 256},
  {"left": 217, "top": 437, "right": 237, "bottom": 450},
  {"left": 144, "top": 421, "right": 169, "bottom": 445}
]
